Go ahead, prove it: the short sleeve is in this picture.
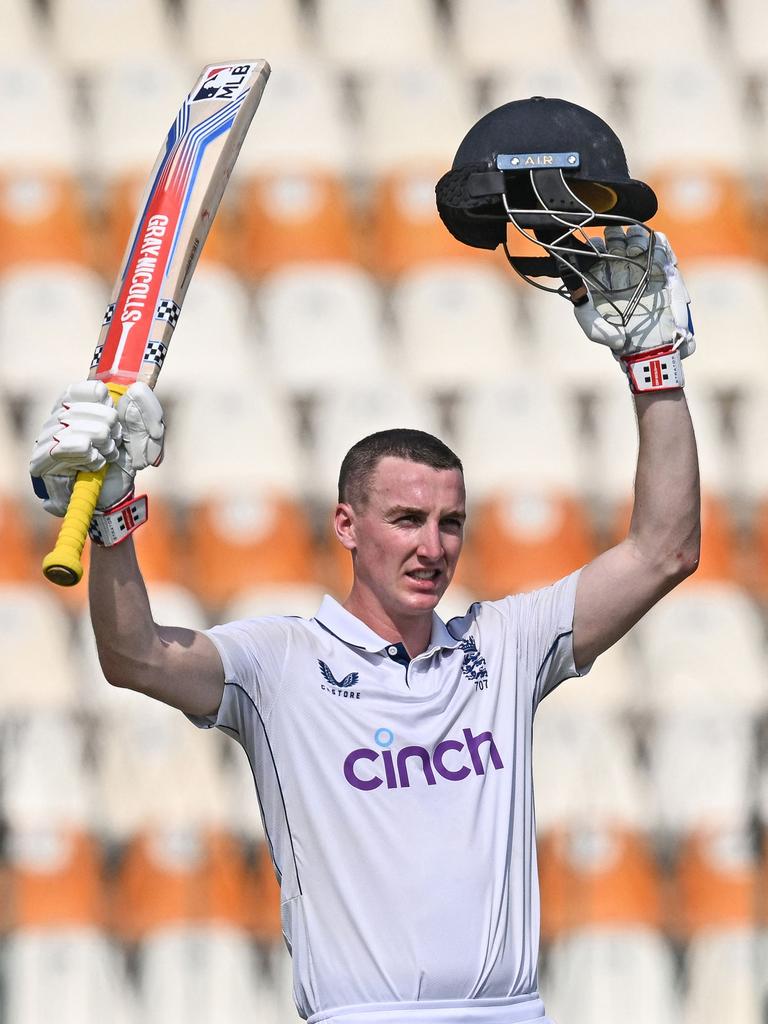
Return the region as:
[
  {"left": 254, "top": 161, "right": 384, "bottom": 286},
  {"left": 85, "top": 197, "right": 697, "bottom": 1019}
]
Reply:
[
  {"left": 487, "top": 569, "right": 591, "bottom": 708},
  {"left": 185, "top": 616, "right": 291, "bottom": 731}
]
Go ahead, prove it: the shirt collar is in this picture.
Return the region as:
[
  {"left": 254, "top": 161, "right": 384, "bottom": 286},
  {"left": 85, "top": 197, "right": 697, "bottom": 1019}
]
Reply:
[{"left": 314, "top": 595, "right": 463, "bottom": 655}]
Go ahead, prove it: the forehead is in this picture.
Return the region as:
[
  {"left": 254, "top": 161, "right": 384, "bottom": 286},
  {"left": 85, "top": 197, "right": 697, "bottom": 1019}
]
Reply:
[{"left": 368, "top": 456, "right": 465, "bottom": 508}]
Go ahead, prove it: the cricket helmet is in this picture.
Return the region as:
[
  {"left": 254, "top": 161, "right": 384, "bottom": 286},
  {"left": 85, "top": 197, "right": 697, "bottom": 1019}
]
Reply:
[{"left": 435, "top": 96, "right": 658, "bottom": 300}]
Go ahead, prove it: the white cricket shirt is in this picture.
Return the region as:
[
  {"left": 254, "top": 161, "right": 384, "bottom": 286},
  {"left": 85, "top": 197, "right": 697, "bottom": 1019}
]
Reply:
[{"left": 188, "top": 570, "right": 588, "bottom": 1024}]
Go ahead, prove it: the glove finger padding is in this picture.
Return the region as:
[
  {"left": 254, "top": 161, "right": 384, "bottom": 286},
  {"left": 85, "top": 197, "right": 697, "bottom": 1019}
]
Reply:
[
  {"left": 30, "top": 379, "right": 165, "bottom": 518},
  {"left": 117, "top": 383, "right": 165, "bottom": 471},
  {"left": 574, "top": 227, "right": 695, "bottom": 360}
]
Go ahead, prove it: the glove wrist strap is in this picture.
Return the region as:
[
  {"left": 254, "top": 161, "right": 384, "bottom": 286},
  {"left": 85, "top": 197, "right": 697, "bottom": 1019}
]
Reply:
[
  {"left": 89, "top": 492, "right": 148, "bottom": 547},
  {"left": 621, "top": 344, "right": 685, "bottom": 394}
]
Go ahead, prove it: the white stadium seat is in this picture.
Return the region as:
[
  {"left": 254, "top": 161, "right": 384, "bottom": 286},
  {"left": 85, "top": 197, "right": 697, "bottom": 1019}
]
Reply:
[
  {"left": 50, "top": 0, "right": 175, "bottom": 76},
  {"left": 634, "top": 582, "right": 767, "bottom": 713},
  {"left": 544, "top": 928, "right": 680, "bottom": 1024},
  {"left": 534, "top": 708, "right": 651, "bottom": 832},
  {"left": 237, "top": 60, "right": 352, "bottom": 174},
  {"left": 683, "top": 929, "right": 764, "bottom": 1024},
  {"left": 487, "top": 62, "right": 612, "bottom": 124},
  {"left": 585, "top": 0, "right": 716, "bottom": 73},
  {"left": 451, "top": 0, "right": 578, "bottom": 76},
  {"left": 307, "top": 381, "right": 441, "bottom": 504},
  {"left": 0, "top": 265, "right": 107, "bottom": 402},
  {"left": 451, "top": 375, "right": 583, "bottom": 500},
  {"left": 356, "top": 64, "right": 476, "bottom": 175},
  {"left": 94, "top": 692, "right": 228, "bottom": 838},
  {"left": 542, "top": 634, "right": 640, "bottom": 714},
  {"left": 0, "top": 0, "right": 46, "bottom": 59},
  {"left": 725, "top": 0, "right": 768, "bottom": 72},
  {"left": 1, "top": 713, "right": 96, "bottom": 831},
  {"left": 390, "top": 264, "right": 523, "bottom": 393},
  {"left": 0, "top": 584, "right": 79, "bottom": 715},
  {"left": 137, "top": 926, "right": 272, "bottom": 1024},
  {"left": 258, "top": 263, "right": 388, "bottom": 398},
  {"left": 87, "top": 58, "right": 193, "bottom": 179},
  {"left": 169, "top": 384, "right": 304, "bottom": 503},
  {"left": 0, "top": 58, "right": 80, "bottom": 173},
  {"left": 0, "top": 401, "right": 24, "bottom": 495},
  {"left": 732, "top": 382, "right": 768, "bottom": 501},
  {"left": 183, "top": 0, "right": 310, "bottom": 70},
  {"left": 316, "top": 0, "right": 444, "bottom": 74},
  {"left": 150, "top": 265, "right": 257, "bottom": 401},
  {"left": 684, "top": 261, "right": 768, "bottom": 393},
  {"left": 626, "top": 63, "right": 749, "bottom": 176},
  {"left": 647, "top": 710, "right": 757, "bottom": 834},
  {"left": 4, "top": 928, "right": 136, "bottom": 1024}
]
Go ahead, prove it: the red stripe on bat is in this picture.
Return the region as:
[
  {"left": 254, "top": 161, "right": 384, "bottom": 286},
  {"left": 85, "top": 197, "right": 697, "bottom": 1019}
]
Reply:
[{"left": 96, "top": 180, "right": 183, "bottom": 380}]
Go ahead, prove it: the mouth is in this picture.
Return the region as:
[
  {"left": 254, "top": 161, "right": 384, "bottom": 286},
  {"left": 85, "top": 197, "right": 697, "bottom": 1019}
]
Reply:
[{"left": 405, "top": 568, "right": 442, "bottom": 590}]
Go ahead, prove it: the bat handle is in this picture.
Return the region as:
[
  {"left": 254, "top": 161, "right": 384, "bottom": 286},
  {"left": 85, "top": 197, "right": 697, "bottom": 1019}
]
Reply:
[{"left": 42, "top": 382, "right": 127, "bottom": 587}]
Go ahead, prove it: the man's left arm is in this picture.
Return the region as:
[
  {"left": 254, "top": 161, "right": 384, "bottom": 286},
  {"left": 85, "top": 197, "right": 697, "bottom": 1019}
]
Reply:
[
  {"left": 573, "top": 389, "right": 700, "bottom": 670},
  {"left": 566, "top": 226, "right": 701, "bottom": 670}
]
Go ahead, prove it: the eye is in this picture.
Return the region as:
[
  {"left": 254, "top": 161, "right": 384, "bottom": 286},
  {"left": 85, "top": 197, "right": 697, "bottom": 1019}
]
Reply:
[{"left": 442, "top": 517, "right": 464, "bottom": 530}]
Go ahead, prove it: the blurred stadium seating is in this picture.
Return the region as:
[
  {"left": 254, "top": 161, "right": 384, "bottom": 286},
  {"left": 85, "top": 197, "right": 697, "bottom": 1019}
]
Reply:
[{"left": 2, "top": 0, "right": 767, "bottom": 1020}]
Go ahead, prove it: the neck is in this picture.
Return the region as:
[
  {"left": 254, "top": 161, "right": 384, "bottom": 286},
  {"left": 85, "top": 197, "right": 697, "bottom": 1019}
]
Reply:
[{"left": 342, "top": 584, "right": 434, "bottom": 657}]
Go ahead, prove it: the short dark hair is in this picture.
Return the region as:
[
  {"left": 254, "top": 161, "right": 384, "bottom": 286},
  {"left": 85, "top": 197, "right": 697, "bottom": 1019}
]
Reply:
[{"left": 338, "top": 428, "right": 463, "bottom": 508}]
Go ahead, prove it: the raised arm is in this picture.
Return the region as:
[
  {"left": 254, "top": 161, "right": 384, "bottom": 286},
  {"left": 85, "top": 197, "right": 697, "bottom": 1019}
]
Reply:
[
  {"left": 89, "top": 537, "right": 224, "bottom": 717},
  {"left": 567, "top": 227, "right": 700, "bottom": 668},
  {"left": 30, "top": 380, "right": 224, "bottom": 716},
  {"left": 573, "top": 390, "right": 699, "bottom": 668}
]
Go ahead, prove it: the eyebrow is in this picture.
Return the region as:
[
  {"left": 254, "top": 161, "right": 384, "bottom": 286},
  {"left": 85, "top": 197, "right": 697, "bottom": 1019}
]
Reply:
[{"left": 386, "top": 505, "right": 466, "bottom": 521}]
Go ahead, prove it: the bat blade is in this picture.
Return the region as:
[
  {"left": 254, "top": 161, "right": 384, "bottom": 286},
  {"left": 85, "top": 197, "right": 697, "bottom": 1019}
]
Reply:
[{"left": 42, "top": 60, "right": 270, "bottom": 587}]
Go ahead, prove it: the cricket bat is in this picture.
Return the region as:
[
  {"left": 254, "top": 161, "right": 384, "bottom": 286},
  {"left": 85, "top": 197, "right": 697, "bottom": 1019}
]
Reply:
[{"left": 43, "top": 60, "right": 270, "bottom": 587}]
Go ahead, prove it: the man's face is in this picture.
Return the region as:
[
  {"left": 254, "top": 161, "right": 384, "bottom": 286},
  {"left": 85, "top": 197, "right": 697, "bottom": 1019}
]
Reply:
[{"left": 337, "top": 456, "right": 466, "bottom": 619}]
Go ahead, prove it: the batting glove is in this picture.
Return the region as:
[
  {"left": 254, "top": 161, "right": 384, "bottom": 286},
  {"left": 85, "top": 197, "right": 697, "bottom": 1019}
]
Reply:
[
  {"left": 574, "top": 226, "right": 695, "bottom": 393},
  {"left": 30, "top": 380, "right": 164, "bottom": 517}
]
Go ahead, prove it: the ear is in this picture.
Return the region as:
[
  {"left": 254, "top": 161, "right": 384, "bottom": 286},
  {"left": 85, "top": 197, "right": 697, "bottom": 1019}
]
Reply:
[{"left": 333, "top": 502, "right": 357, "bottom": 551}]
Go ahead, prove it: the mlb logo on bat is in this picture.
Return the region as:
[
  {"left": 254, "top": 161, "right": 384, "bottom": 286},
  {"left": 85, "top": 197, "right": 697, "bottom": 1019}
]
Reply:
[{"left": 193, "top": 64, "right": 254, "bottom": 102}]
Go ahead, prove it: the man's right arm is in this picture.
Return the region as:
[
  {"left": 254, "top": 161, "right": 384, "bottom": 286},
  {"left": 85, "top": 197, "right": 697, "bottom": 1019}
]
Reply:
[{"left": 89, "top": 537, "right": 225, "bottom": 718}]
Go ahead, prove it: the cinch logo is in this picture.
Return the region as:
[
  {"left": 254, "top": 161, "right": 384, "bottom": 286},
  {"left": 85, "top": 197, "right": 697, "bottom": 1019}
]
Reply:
[{"left": 343, "top": 726, "right": 504, "bottom": 792}]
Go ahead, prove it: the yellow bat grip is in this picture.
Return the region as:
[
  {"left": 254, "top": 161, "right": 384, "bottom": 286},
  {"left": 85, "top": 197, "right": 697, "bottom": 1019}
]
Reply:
[{"left": 42, "top": 382, "right": 128, "bottom": 587}]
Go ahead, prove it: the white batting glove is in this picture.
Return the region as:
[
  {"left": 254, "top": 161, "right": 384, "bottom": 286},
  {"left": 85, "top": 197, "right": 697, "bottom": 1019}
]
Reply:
[
  {"left": 574, "top": 227, "right": 695, "bottom": 393},
  {"left": 30, "top": 380, "right": 164, "bottom": 517}
]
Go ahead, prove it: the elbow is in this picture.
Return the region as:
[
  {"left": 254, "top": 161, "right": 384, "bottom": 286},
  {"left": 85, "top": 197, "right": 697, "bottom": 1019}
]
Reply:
[
  {"left": 97, "top": 649, "right": 130, "bottom": 689},
  {"left": 95, "top": 641, "right": 144, "bottom": 691},
  {"left": 665, "top": 534, "right": 701, "bottom": 584}
]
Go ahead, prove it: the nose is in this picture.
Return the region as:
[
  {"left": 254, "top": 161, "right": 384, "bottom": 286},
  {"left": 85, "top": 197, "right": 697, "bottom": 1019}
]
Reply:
[{"left": 416, "top": 521, "right": 443, "bottom": 562}]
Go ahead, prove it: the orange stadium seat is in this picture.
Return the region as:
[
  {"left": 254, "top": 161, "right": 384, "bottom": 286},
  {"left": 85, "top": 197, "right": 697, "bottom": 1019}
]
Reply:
[
  {"left": 239, "top": 173, "right": 360, "bottom": 277},
  {"left": 369, "top": 169, "right": 489, "bottom": 276},
  {"left": 673, "top": 829, "right": 760, "bottom": 937},
  {"left": 464, "top": 492, "right": 598, "bottom": 599},
  {"left": 3, "top": 828, "right": 105, "bottom": 931},
  {"left": 0, "top": 173, "right": 92, "bottom": 273},
  {"left": 100, "top": 174, "right": 234, "bottom": 278},
  {"left": 0, "top": 497, "right": 37, "bottom": 582},
  {"left": 185, "top": 493, "right": 319, "bottom": 611},
  {"left": 132, "top": 497, "right": 184, "bottom": 586},
  {"left": 609, "top": 492, "right": 739, "bottom": 584},
  {"left": 647, "top": 167, "right": 759, "bottom": 266},
  {"left": 113, "top": 829, "right": 256, "bottom": 941},
  {"left": 743, "top": 498, "right": 768, "bottom": 599},
  {"left": 538, "top": 826, "right": 664, "bottom": 940}
]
